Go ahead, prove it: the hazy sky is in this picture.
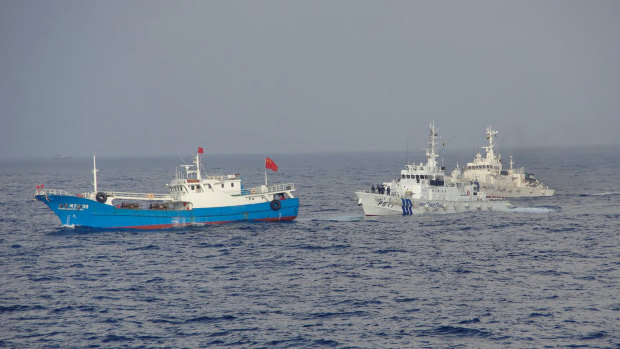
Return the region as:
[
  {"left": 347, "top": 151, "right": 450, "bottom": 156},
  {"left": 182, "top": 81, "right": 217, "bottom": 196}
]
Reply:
[{"left": 1, "top": 0, "right": 619, "bottom": 158}]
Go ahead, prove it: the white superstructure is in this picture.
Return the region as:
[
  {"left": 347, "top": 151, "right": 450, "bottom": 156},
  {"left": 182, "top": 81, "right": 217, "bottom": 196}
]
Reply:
[
  {"left": 449, "top": 126, "right": 554, "bottom": 198},
  {"left": 355, "top": 123, "right": 512, "bottom": 216},
  {"left": 83, "top": 151, "right": 296, "bottom": 210}
]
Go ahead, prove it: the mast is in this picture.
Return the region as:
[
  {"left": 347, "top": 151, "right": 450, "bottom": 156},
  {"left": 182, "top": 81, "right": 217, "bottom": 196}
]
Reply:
[
  {"left": 426, "top": 122, "right": 438, "bottom": 169},
  {"left": 483, "top": 125, "right": 498, "bottom": 161},
  {"left": 195, "top": 152, "right": 202, "bottom": 180},
  {"left": 93, "top": 154, "right": 98, "bottom": 193}
]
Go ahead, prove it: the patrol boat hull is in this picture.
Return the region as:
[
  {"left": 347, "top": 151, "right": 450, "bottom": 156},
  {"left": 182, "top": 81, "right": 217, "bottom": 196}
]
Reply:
[
  {"left": 355, "top": 191, "right": 511, "bottom": 216},
  {"left": 35, "top": 194, "right": 298, "bottom": 229},
  {"left": 479, "top": 185, "right": 555, "bottom": 198}
]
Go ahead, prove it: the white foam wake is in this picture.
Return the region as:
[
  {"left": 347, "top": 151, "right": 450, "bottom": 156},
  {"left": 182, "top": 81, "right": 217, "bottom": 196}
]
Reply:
[
  {"left": 325, "top": 214, "right": 366, "bottom": 222},
  {"left": 296, "top": 214, "right": 365, "bottom": 223},
  {"left": 590, "top": 191, "right": 620, "bottom": 196},
  {"left": 509, "top": 207, "right": 554, "bottom": 214}
]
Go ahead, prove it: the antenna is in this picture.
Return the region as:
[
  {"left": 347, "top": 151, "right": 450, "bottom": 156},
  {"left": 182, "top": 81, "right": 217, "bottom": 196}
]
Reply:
[{"left": 405, "top": 137, "right": 409, "bottom": 165}]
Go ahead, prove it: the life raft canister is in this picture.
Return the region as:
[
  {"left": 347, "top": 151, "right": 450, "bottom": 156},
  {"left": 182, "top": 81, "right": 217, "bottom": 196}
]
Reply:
[
  {"left": 270, "top": 199, "right": 281, "bottom": 211},
  {"left": 467, "top": 190, "right": 470, "bottom": 196},
  {"left": 96, "top": 192, "right": 107, "bottom": 203}
]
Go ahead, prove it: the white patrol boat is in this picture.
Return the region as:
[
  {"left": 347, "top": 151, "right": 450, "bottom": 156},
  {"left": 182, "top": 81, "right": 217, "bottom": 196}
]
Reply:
[
  {"left": 449, "top": 126, "right": 555, "bottom": 198},
  {"left": 355, "top": 123, "right": 512, "bottom": 216}
]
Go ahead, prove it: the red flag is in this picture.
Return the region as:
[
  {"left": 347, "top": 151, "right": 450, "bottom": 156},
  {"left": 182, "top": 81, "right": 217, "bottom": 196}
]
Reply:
[
  {"left": 198, "top": 147, "right": 204, "bottom": 154},
  {"left": 41, "top": 184, "right": 45, "bottom": 188},
  {"left": 265, "top": 157, "right": 278, "bottom": 172}
]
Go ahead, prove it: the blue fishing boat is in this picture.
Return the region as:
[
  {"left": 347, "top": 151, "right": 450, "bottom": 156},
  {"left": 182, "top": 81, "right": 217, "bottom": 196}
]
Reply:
[{"left": 34, "top": 149, "right": 298, "bottom": 229}]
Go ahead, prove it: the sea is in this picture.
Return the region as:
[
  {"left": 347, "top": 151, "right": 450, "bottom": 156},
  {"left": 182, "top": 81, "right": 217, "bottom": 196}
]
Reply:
[{"left": 1, "top": 146, "right": 619, "bottom": 348}]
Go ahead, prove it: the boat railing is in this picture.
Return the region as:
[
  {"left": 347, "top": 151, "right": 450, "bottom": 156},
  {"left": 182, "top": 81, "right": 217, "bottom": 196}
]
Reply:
[
  {"left": 38, "top": 184, "right": 292, "bottom": 199},
  {"left": 177, "top": 172, "right": 240, "bottom": 182},
  {"left": 35, "top": 188, "right": 74, "bottom": 196},
  {"left": 203, "top": 174, "right": 240, "bottom": 181},
  {"left": 105, "top": 191, "right": 173, "bottom": 200},
  {"left": 241, "top": 183, "right": 295, "bottom": 195}
]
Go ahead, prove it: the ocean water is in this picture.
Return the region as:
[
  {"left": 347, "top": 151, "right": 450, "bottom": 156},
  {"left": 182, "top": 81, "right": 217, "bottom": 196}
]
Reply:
[{"left": 1, "top": 147, "right": 619, "bottom": 348}]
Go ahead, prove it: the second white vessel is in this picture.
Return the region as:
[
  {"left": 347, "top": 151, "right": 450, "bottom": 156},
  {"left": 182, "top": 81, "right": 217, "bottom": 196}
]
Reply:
[
  {"left": 355, "top": 123, "right": 512, "bottom": 216},
  {"left": 449, "top": 126, "right": 555, "bottom": 198}
]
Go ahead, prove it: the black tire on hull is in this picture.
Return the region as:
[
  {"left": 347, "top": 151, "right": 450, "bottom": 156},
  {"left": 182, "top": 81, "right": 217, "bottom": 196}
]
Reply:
[
  {"left": 96, "top": 192, "right": 107, "bottom": 203},
  {"left": 270, "top": 199, "right": 281, "bottom": 211}
]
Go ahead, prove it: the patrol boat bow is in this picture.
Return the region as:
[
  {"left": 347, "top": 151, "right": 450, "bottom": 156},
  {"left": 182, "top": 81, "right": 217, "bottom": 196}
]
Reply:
[
  {"left": 35, "top": 150, "right": 298, "bottom": 229},
  {"left": 355, "top": 123, "right": 512, "bottom": 216}
]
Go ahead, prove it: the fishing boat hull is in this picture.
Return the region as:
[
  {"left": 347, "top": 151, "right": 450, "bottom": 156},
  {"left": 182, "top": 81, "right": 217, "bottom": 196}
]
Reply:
[
  {"left": 479, "top": 185, "right": 555, "bottom": 198},
  {"left": 35, "top": 194, "right": 299, "bottom": 229},
  {"left": 355, "top": 192, "right": 512, "bottom": 216}
]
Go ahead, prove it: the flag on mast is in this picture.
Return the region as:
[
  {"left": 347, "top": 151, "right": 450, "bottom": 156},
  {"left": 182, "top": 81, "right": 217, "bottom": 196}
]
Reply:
[
  {"left": 198, "top": 147, "right": 204, "bottom": 154},
  {"left": 265, "top": 157, "right": 278, "bottom": 172}
]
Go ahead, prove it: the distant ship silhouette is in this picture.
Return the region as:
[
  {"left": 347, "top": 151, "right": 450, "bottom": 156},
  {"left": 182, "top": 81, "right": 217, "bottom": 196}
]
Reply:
[{"left": 53, "top": 154, "right": 72, "bottom": 160}]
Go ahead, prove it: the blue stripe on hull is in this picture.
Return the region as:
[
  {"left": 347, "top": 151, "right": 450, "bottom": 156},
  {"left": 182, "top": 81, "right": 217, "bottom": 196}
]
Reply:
[{"left": 35, "top": 195, "right": 299, "bottom": 229}]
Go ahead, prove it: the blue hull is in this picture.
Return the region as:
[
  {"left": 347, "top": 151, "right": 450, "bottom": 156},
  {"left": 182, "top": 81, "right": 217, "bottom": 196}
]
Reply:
[{"left": 35, "top": 195, "right": 299, "bottom": 229}]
